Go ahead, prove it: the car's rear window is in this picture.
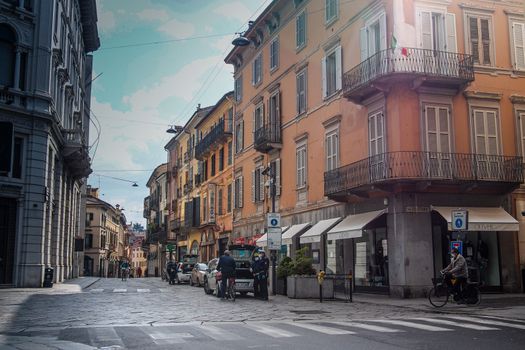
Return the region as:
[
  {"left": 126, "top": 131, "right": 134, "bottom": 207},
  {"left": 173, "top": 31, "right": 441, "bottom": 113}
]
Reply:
[
  {"left": 231, "top": 249, "right": 253, "bottom": 260},
  {"left": 197, "top": 263, "right": 207, "bottom": 270}
]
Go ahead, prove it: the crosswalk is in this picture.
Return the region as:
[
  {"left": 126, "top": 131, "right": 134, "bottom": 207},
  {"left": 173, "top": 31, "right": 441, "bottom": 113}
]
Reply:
[
  {"left": 56, "top": 315, "right": 525, "bottom": 347},
  {"left": 87, "top": 288, "right": 169, "bottom": 293}
]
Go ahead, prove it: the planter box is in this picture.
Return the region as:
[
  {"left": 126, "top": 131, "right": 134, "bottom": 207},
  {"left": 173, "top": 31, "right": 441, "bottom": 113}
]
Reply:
[
  {"left": 275, "top": 277, "right": 287, "bottom": 295},
  {"left": 286, "top": 276, "right": 334, "bottom": 299}
]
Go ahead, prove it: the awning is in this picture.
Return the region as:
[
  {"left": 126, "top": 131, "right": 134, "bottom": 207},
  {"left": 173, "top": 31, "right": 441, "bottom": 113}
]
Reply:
[
  {"left": 432, "top": 206, "right": 518, "bottom": 231},
  {"left": 282, "top": 223, "right": 311, "bottom": 245},
  {"left": 300, "top": 217, "right": 342, "bottom": 244},
  {"left": 327, "top": 209, "right": 387, "bottom": 241},
  {"left": 256, "top": 226, "right": 290, "bottom": 247}
]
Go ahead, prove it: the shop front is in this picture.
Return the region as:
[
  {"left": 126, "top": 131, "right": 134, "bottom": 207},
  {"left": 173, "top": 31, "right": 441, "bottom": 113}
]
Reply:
[{"left": 431, "top": 206, "right": 519, "bottom": 292}]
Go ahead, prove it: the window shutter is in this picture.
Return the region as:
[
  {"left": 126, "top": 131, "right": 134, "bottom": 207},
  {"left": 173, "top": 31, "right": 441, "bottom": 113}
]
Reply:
[
  {"left": 239, "top": 175, "right": 243, "bottom": 208},
  {"left": 469, "top": 17, "right": 480, "bottom": 63},
  {"left": 252, "top": 60, "right": 255, "bottom": 85},
  {"left": 233, "top": 179, "right": 237, "bottom": 209},
  {"left": 360, "top": 27, "right": 368, "bottom": 61},
  {"left": 445, "top": 13, "right": 457, "bottom": 53},
  {"left": 240, "top": 120, "right": 244, "bottom": 150},
  {"left": 335, "top": 46, "right": 342, "bottom": 91},
  {"left": 275, "top": 158, "right": 281, "bottom": 196},
  {"left": 251, "top": 170, "right": 256, "bottom": 203},
  {"left": 520, "top": 112, "right": 525, "bottom": 156},
  {"left": 513, "top": 22, "right": 525, "bottom": 70},
  {"left": 252, "top": 109, "right": 256, "bottom": 133},
  {"left": 325, "top": 135, "right": 331, "bottom": 170},
  {"left": 480, "top": 19, "right": 491, "bottom": 65},
  {"left": 321, "top": 56, "right": 327, "bottom": 98},
  {"left": 486, "top": 111, "right": 498, "bottom": 155},
  {"left": 379, "top": 13, "right": 387, "bottom": 51},
  {"left": 259, "top": 167, "right": 265, "bottom": 202},
  {"left": 420, "top": 10, "right": 432, "bottom": 49}
]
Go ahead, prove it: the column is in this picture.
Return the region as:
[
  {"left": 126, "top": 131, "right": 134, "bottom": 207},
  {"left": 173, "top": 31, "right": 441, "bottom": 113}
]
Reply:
[{"left": 13, "top": 49, "right": 21, "bottom": 90}]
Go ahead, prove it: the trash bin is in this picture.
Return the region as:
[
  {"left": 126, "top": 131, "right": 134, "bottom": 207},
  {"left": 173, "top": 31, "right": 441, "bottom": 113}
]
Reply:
[{"left": 43, "top": 267, "right": 54, "bottom": 288}]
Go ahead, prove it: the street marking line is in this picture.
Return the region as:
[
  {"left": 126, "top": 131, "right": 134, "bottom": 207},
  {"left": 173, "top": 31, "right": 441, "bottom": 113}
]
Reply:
[
  {"left": 159, "top": 289, "right": 170, "bottom": 293},
  {"left": 285, "top": 322, "right": 355, "bottom": 335},
  {"left": 112, "top": 289, "right": 127, "bottom": 293},
  {"left": 368, "top": 320, "right": 453, "bottom": 332},
  {"left": 445, "top": 316, "right": 525, "bottom": 330},
  {"left": 243, "top": 323, "right": 298, "bottom": 338},
  {"left": 327, "top": 321, "right": 402, "bottom": 333},
  {"left": 410, "top": 317, "right": 499, "bottom": 330},
  {"left": 198, "top": 324, "right": 243, "bottom": 341},
  {"left": 148, "top": 331, "right": 194, "bottom": 340},
  {"left": 137, "top": 289, "right": 150, "bottom": 293},
  {"left": 478, "top": 315, "right": 525, "bottom": 324},
  {"left": 90, "top": 289, "right": 103, "bottom": 293},
  {"left": 88, "top": 327, "right": 125, "bottom": 347}
]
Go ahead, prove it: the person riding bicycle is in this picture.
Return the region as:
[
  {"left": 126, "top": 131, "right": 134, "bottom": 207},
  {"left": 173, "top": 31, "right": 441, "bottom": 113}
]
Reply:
[
  {"left": 217, "top": 250, "right": 236, "bottom": 299},
  {"left": 120, "top": 259, "right": 130, "bottom": 281},
  {"left": 441, "top": 248, "right": 468, "bottom": 301}
]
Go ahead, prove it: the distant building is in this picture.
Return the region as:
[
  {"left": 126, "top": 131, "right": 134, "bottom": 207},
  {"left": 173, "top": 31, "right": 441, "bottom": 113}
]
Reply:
[{"left": 0, "top": 0, "right": 100, "bottom": 286}]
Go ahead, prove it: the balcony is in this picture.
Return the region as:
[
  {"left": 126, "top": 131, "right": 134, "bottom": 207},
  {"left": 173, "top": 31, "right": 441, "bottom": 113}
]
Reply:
[
  {"left": 171, "top": 218, "right": 182, "bottom": 231},
  {"left": 195, "top": 119, "right": 233, "bottom": 160},
  {"left": 343, "top": 48, "right": 474, "bottom": 104},
  {"left": 62, "top": 128, "right": 92, "bottom": 179},
  {"left": 324, "top": 151, "right": 523, "bottom": 200},
  {"left": 0, "top": 88, "right": 27, "bottom": 108},
  {"left": 254, "top": 121, "right": 282, "bottom": 153}
]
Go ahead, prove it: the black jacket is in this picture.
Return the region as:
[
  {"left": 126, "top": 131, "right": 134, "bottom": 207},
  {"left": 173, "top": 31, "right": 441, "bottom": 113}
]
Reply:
[{"left": 217, "top": 255, "right": 236, "bottom": 275}]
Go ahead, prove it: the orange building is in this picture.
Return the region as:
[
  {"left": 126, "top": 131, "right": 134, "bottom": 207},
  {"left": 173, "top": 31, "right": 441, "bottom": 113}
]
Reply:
[
  {"left": 194, "top": 92, "right": 235, "bottom": 262},
  {"left": 226, "top": 0, "right": 525, "bottom": 296}
]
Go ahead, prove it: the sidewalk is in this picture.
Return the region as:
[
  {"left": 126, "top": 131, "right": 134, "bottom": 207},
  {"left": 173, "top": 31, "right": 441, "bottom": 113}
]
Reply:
[{"left": 0, "top": 277, "right": 100, "bottom": 294}]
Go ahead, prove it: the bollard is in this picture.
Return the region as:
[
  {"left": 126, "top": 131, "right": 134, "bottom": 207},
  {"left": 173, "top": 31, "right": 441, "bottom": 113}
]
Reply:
[
  {"left": 43, "top": 267, "right": 54, "bottom": 288},
  {"left": 317, "top": 271, "right": 325, "bottom": 303}
]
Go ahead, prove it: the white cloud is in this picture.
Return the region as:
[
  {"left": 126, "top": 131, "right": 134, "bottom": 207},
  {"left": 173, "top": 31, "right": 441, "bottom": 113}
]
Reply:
[
  {"left": 96, "top": 0, "right": 116, "bottom": 34},
  {"left": 212, "top": 1, "right": 253, "bottom": 23},
  {"left": 137, "top": 8, "right": 170, "bottom": 22},
  {"left": 122, "top": 55, "right": 223, "bottom": 111},
  {"left": 157, "top": 18, "right": 195, "bottom": 39}
]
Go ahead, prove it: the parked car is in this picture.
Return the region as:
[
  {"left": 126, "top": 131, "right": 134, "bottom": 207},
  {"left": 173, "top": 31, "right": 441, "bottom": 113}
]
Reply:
[
  {"left": 177, "top": 254, "right": 199, "bottom": 284},
  {"left": 190, "top": 263, "right": 208, "bottom": 286},
  {"left": 204, "top": 245, "right": 256, "bottom": 296}
]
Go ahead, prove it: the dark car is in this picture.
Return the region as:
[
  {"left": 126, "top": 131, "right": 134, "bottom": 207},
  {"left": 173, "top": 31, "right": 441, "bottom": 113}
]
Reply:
[
  {"left": 177, "top": 254, "right": 199, "bottom": 284},
  {"left": 228, "top": 244, "right": 257, "bottom": 295}
]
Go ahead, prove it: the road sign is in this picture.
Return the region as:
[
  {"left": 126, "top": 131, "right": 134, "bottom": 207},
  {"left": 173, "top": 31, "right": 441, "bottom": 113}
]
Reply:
[
  {"left": 450, "top": 240, "right": 463, "bottom": 255},
  {"left": 267, "top": 213, "right": 281, "bottom": 228},
  {"left": 267, "top": 227, "right": 282, "bottom": 250},
  {"left": 451, "top": 210, "right": 468, "bottom": 231}
]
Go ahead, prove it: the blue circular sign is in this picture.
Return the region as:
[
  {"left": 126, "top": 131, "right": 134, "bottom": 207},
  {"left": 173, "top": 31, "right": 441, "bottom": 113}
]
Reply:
[
  {"left": 454, "top": 218, "right": 463, "bottom": 228},
  {"left": 270, "top": 218, "right": 279, "bottom": 226}
]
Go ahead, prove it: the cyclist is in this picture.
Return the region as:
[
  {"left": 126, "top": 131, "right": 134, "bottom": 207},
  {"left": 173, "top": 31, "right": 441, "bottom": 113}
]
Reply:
[
  {"left": 120, "top": 259, "right": 130, "bottom": 281},
  {"left": 441, "top": 248, "right": 468, "bottom": 302},
  {"left": 217, "top": 250, "right": 236, "bottom": 299}
]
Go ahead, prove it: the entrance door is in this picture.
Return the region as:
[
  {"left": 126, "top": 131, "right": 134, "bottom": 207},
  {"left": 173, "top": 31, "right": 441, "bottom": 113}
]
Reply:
[
  {"left": 424, "top": 105, "right": 452, "bottom": 178},
  {"left": 84, "top": 256, "right": 94, "bottom": 276},
  {"left": 0, "top": 197, "right": 17, "bottom": 285},
  {"left": 368, "top": 111, "right": 386, "bottom": 182},
  {"left": 473, "top": 109, "right": 500, "bottom": 179}
]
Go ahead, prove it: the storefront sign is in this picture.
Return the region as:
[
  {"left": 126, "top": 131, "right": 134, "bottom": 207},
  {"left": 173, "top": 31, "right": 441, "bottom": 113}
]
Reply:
[
  {"left": 451, "top": 210, "right": 468, "bottom": 230},
  {"left": 450, "top": 240, "right": 463, "bottom": 255}
]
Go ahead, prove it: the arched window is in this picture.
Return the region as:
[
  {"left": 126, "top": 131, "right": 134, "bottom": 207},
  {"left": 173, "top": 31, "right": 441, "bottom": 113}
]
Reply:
[
  {"left": 0, "top": 24, "right": 16, "bottom": 88},
  {"left": 190, "top": 240, "right": 199, "bottom": 255}
]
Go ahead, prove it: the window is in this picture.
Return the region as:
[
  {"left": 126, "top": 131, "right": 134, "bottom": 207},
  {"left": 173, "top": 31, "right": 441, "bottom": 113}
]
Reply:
[
  {"left": 219, "top": 148, "right": 224, "bottom": 172},
  {"left": 252, "top": 167, "right": 264, "bottom": 203},
  {"left": 423, "top": 105, "right": 452, "bottom": 177},
  {"left": 369, "top": 110, "right": 386, "bottom": 181},
  {"left": 227, "top": 183, "right": 232, "bottom": 212},
  {"left": 518, "top": 111, "right": 525, "bottom": 158},
  {"left": 296, "top": 144, "right": 307, "bottom": 188},
  {"left": 0, "top": 24, "right": 16, "bottom": 88},
  {"left": 325, "top": 0, "right": 338, "bottom": 24},
  {"left": 234, "top": 75, "right": 242, "bottom": 102},
  {"left": 227, "top": 141, "right": 233, "bottom": 165},
  {"left": 270, "top": 37, "right": 279, "bottom": 70},
  {"left": 296, "top": 10, "right": 307, "bottom": 49},
  {"left": 252, "top": 54, "right": 262, "bottom": 85},
  {"left": 268, "top": 92, "right": 281, "bottom": 142},
  {"left": 253, "top": 103, "right": 264, "bottom": 133},
  {"left": 296, "top": 69, "right": 307, "bottom": 115},
  {"left": 211, "top": 154, "right": 216, "bottom": 177},
  {"left": 325, "top": 130, "right": 339, "bottom": 171},
  {"left": 510, "top": 20, "right": 525, "bottom": 70},
  {"left": 235, "top": 120, "right": 244, "bottom": 153},
  {"left": 322, "top": 46, "right": 342, "bottom": 98},
  {"left": 218, "top": 188, "right": 223, "bottom": 216},
  {"left": 467, "top": 15, "right": 493, "bottom": 65},
  {"left": 270, "top": 158, "right": 281, "bottom": 196},
  {"left": 85, "top": 234, "right": 93, "bottom": 249},
  {"left": 472, "top": 108, "right": 499, "bottom": 155},
  {"left": 417, "top": 10, "right": 456, "bottom": 52},
  {"left": 360, "top": 13, "right": 386, "bottom": 61},
  {"left": 234, "top": 176, "right": 243, "bottom": 209}
]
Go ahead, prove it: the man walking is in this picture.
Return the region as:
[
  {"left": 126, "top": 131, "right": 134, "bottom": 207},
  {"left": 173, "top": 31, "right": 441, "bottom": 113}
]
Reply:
[{"left": 217, "top": 250, "right": 236, "bottom": 299}]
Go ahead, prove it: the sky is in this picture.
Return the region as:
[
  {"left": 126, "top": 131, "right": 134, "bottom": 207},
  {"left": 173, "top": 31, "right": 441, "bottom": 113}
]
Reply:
[{"left": 88, "top": 0, "right": 267, "bottom": 226}]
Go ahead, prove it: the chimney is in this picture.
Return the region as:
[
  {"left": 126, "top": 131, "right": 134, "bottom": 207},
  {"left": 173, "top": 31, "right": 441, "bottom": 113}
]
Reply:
[{"left": 197, "top": 103, "right": 201, "bottom": 111}]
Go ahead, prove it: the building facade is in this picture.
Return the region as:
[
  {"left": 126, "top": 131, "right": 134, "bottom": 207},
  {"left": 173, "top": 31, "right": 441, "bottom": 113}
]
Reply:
[
  {"left": 226, "top": 0, "right": 525, "bottom": 297},
  {"left": 0, "top": 0, "right": 99, "bottom": 287}
]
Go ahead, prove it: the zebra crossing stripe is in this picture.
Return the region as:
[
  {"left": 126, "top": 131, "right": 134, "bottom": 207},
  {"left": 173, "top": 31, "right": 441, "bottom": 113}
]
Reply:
[
  {"left": 368, "top": 319, "right": 453, "bottom": 331},
  {"left": 113, "top": 289, "right": 127, "bottom": 293},
  {"left": 478, "top": 315, "right": 525, "bottom": 324},
  {"left": 285, "top": 322, "right": 355, "bottom": 335},
  {"left": 445, "top": 316, "right": 525, "bottom": 330},
  {"left": 198, "top": 324, "right": 243, "bottom": 341},
  {"left": 90, "top": 289, "right": 103, "bottom": 293},
  {"left": 137, "top": 289, "right": 150, "bottom": 293},
  {"left": 411, "top": 317, "right": 499, "bottom": 330},
  {"left": 327, "top": 321, "right": 402, "bottom": 333},
  {"left": 243, "top": 323, "right": 298, "bottom": 338}
]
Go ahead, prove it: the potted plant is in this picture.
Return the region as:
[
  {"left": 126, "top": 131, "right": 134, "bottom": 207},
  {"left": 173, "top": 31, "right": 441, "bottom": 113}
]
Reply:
[
  {"left": 286, "top": 247, "right": 333, "bottom": 299},
  {"left": 276, "top": 256, "right": 292, "bottom": 295}
]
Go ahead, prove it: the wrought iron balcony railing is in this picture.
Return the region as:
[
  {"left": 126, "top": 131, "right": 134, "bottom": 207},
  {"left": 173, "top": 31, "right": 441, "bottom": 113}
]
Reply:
[
  {"left": 61, "top": 128, "right": 91, "bottom": 178},
  {"left": 195, "top": 119, "right": 233, "bottom": 160},
  {"left": 324, "top": 151, "right": 523, "bottom": 197},
  {"left": 254, "top": 121, "right": 282, "bottom": 153},
  {"left": 343, "top": 48, "right": 474, "bottom": 103}
]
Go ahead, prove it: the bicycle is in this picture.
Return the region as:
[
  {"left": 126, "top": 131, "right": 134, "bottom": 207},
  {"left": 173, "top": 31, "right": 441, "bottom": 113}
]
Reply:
[
  {"left": 121, "top": 268, "right": 129, "bottom": 282},
  {"left": 428, "top": 272, "right": 481, "bottom": 307},
  {"left": 218, "top": 276, "right": 236, "bottom": 302}
]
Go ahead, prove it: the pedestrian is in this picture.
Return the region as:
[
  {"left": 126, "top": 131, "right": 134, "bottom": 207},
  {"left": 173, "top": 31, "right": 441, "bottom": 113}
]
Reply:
[
  {"left": 137, "top": 266, "right": 142, "bottom": 278},
  {"left": 216, "top": 250, "right": 236, "bottom": 299},
  {"left": 252, "top": 250, "right": 269, "bottom": 300}
]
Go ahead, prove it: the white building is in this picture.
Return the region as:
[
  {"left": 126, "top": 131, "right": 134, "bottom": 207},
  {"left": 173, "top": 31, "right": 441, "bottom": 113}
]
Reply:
[{"left": 0, "top": 0, "right": 100, "bottom": 287}]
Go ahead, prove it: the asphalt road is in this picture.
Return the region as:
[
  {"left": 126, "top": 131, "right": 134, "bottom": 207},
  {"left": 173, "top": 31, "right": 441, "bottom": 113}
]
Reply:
[{"left": 1, "top": 277, "right": 524, "bottom": 350}]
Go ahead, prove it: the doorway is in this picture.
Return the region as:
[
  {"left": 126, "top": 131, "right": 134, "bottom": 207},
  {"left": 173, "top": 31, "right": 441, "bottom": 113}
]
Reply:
[{"left": 0, "top": 197, "right": 17, "bottom": 285}]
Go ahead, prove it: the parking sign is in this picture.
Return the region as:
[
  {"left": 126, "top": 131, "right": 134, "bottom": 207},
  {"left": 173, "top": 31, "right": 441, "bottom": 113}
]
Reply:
[{"left": 451, "top": 210, "right": 468, "bottom": 231}]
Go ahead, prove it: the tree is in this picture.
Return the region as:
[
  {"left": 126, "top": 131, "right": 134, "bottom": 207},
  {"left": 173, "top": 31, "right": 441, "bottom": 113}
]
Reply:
[{"left": 132, "top": 223, "right": 144, "bottom": 232}]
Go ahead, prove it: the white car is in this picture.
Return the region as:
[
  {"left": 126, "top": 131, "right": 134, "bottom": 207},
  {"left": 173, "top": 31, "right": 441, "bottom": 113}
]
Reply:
[{"left": 176, "top": 254, "right": 198, "bottom": 284}]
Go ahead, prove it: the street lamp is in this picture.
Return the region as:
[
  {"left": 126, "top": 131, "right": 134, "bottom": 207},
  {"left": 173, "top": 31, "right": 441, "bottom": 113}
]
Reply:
[
  {"left": 166, "top": 125, "right": 184, "bottom": 134},
  {"left": 93, "top": 174, "right": 140, "bottom": 187}
]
